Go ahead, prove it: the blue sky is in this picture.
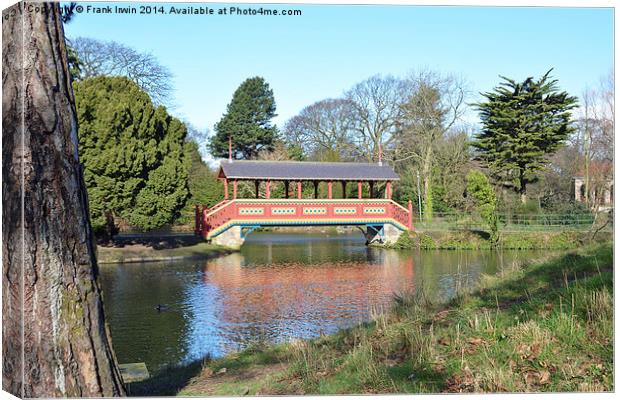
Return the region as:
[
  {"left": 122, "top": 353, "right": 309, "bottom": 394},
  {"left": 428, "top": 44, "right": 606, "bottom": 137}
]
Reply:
[{"left": 64, "top": 2, "right": 614, "bottom": 135}]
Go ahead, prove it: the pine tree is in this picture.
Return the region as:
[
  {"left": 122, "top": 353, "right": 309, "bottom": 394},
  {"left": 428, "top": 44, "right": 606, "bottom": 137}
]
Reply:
[
  {"left": 2, "top": 3, "right": 124, "bottom": 395},
  {"left": 74, "top": 76, "right": 189, "bottom": 236},
  {"left": 210, "top": 76, "right": 278, "bottom": 159},
  {"left": 472, "top": 70, "right": 578, "bottom": 203}
]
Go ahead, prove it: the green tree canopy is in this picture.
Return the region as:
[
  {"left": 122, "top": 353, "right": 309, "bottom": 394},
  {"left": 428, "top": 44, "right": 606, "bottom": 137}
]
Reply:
[
  {"left": 74, "top": 76, "right": 189, "bottom": 235},
  {"left": 176, "top": 140, "right": 224, "bottom": 225},
  {"left": 472, "top": 70, "right": 578, "bottom": 203},
  {"left": 466, "top": 170, "right": 499, "bottom": 243},
  {"left": 210, "top": 76, "right": 278, "bottom": 159}
]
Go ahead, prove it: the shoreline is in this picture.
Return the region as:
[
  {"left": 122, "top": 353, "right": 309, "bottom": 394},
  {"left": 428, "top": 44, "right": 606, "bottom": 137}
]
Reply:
[
  {"left": 96, "top": 240, "right": 235, "bottom": 264},
  {"left": 126, "top": 242, "right": 613, "bottom": 395}
]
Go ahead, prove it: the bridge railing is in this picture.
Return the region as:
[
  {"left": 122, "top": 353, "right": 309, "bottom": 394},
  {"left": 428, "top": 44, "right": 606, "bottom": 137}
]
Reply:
[{"left": 199, "top": 199, "right": 412, "bottom": 238}]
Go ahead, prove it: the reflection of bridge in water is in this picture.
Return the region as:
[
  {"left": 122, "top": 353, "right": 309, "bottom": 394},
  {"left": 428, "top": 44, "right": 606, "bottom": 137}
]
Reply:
[
  {"left": 195, "top": 160, "right": 413, "bottom": 248},
  {"left": 197, "top": 247, "right": 415, "bottom": 352}
]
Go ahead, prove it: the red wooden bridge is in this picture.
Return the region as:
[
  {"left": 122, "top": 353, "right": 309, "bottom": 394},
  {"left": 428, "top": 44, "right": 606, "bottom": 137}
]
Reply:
[{"left": 195, "top": 160, "right": 413, "bottom": 248}]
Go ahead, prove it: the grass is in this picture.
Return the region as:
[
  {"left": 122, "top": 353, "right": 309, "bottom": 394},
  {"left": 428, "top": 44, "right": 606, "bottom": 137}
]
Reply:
[
  {"left": 398, "top": 230, "right": 612, "bottom": 250},
  {"left": 132, "top": 242, "right": 613, "bottom": 395},
  {"left": 97, "top": 240, "right": 232, "bottom": 264}
]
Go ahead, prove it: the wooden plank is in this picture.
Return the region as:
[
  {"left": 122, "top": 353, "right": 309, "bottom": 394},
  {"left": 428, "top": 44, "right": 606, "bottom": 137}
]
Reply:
[{"left": 119, "top": 362, "right": 150, "bottom": 383}]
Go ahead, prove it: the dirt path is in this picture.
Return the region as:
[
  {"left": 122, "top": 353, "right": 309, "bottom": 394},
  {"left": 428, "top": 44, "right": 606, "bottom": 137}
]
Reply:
[{"left": 181, "top": 363, "right": 289, "bottom": 396}]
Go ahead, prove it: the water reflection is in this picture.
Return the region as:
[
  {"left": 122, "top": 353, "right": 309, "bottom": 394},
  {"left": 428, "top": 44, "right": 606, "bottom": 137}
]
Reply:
[{"left": 99, "top": 232, "right": 543, "bottom": 373}]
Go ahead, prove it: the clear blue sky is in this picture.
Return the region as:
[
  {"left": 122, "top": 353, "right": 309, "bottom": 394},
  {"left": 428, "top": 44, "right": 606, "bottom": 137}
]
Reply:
[{"left": 64, "top": 2, "right": 614, "bottom": 134}]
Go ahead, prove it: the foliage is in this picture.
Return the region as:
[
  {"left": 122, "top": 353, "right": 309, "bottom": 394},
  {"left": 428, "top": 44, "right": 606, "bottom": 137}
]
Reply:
[
  {"left": 210, "top": 76, "right": 278, "bottom": 159},
  {"left": 74, "top": 76, "right": 189, "bottom": 234},
  {"left": 466, "top": 171, "right": 499, "bottom": 243},
  {"left": 176, "top": 140, "right": 224, "bottom": 225},
  {"left": 390, "top": 232, "right": 416, "bottom": 249},
  {"left": 66, "top": 43, "right": 83, "bottom": 81},
  {"left": 70, "top": 37, "right": 173, "bottom": 104},
  {"left": 472, "top": 70, "right": 578, "bottom": 202},
  {"left": 392, "top": 71, "right": 468, "bottom": 220}
]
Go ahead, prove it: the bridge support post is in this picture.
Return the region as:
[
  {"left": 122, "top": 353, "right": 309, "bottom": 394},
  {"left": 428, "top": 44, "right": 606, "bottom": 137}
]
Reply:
[
  {"left": 211, "top": 225, "right": 244, "bottom": 250},
  {"left": 358, "top": 181, "right": 362, "bottom": 199},
  {"left": 297, "top": 181, "right": 302, "bottom": 199},
  {"left": 328, "top": 181, "right": 333, "bottom": 199},
  {"left": 365, "top": 224, "right": 401, "bottom": 246}
]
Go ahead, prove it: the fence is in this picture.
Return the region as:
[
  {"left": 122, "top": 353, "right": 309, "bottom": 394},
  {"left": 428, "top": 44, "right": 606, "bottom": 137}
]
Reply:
[{"left": 412, "top": 211, "right": 609, "bottom": 232}]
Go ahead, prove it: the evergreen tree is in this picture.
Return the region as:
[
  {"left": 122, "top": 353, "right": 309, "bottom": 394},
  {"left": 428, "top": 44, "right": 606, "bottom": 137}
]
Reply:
[
  {"left": 472, "top": 70, "right": 578, "bottom": 203},
  {"left": 210, "top": 76, "right": 278, "bottom": 159},
  {"left": 74, "top": 76, "right": 189, "bottom": 236},
  {"left": 176, "top": 140, "right": 224, "bottom": 225}
]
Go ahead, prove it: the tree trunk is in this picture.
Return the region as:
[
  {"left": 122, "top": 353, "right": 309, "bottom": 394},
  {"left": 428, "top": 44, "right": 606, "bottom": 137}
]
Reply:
[
  {"left": 518, "top": 170, "right": 527, "bottom": 204},
  {"left": 422, "top": 145, "right": 433, "bottom": 220},
  {"left": 2, "top": 3, "right": 125, "bottom": 397}
]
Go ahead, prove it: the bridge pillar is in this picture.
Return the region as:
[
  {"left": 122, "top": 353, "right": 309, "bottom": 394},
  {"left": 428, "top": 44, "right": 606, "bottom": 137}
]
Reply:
[
  {"left": 365, "top": 224, "right": 401, "bottom": 246},
  {"left": 211, "top": 225, "right": 244, "bottom": 250},
  {"left": 358, "top": 181, "right": 362, "bottom": 199},
  {"left": 297, "top": 181, "right": 302, "bottom": 199}
]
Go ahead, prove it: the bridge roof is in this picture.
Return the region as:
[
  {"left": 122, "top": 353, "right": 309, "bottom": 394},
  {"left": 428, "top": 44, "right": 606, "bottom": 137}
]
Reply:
[{"left": 218, "top": 160, "right": 400, "bottom": 181}]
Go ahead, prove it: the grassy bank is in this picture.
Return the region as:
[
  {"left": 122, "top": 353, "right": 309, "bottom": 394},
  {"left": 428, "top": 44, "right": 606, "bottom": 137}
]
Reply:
[
  {"left": 97, "top": 235, "right": 232, "bottom": 264},
  {"left": 129, "top": 242, "right": 613, "bottom": 395},
  {"left": 391, "top": 229, "right": 611, "bottom": 250}
]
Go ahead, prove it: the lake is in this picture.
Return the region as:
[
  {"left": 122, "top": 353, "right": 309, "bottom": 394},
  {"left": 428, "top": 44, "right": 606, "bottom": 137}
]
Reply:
[{"left": 99, "top": 232, "right": 545, "bottom": 373}]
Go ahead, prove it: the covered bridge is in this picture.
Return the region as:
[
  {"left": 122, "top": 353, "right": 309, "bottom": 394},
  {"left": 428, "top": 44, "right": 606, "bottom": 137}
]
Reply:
[{"left": 197, "top": 160, "right": 412, "bottom": 248}]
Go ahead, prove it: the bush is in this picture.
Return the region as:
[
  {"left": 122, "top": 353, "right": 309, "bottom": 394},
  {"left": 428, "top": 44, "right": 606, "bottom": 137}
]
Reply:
[
  {"left": 419, "top": 233, "right": 437, "bottom": 250},
  {"left": 391, "top": 232, "right": 416, "bottom": 249}
]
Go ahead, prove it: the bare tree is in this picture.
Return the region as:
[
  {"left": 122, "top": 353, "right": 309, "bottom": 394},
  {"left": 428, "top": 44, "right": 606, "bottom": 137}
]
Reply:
[
  {"left": 391, "top": 70, "right": 468, "bottom": 218},
  {"left": 576, "top": 70, "right": 614, "bottom": 210},
  {"left": 3, "top": 3, "right": 124, "bottom": 396},
  {"left": 345, "top": 74, "right": 408, "bottom": 162},
  {"left": 283, "top": 98, "right": 358, "bottom": 161},
  {"left": 70, "top": 36, "right": 173, "bottom": 104}
]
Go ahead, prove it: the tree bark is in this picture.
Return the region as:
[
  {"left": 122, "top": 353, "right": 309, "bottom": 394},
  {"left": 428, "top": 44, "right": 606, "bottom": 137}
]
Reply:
[
  {"left": 2, "top": 2, "right": 125, "bottom": 397},
  {"left": 422, "top": 144, "right": 433, "bottom": 220}
]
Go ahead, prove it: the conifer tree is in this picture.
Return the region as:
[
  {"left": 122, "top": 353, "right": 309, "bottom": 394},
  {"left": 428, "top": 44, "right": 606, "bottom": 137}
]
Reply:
[
  {"left": 74, "top": 76, "right": 189, "bottom": 236},
  {"left": 472, "top": 70, "right": 578, "bottom": 203},
  {"left": 210, "top": 77, "right": 278, "bottom": 159}
]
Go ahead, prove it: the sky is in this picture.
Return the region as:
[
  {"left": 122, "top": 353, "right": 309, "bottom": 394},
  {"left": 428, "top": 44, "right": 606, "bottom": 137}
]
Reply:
[{"left": 64, "top": 1, "right": 614, "bottom": 139}]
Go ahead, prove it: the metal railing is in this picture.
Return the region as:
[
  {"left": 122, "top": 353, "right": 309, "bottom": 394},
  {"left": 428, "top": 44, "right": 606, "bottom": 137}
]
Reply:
[{"left": 412, "top": 212, "right": 606, "bottom": 232}]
